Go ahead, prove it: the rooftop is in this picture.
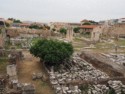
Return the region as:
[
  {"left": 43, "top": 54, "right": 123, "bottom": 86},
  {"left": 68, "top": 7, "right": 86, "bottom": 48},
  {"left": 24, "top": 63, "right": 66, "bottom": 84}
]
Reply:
[{"left": 79, "top": 25, "right": 98, "bottom": 29}]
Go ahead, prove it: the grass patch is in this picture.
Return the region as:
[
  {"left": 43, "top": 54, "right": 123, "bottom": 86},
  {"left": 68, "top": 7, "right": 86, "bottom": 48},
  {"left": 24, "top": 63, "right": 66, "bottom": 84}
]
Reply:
[
  {"left": 74, "top": 37, "right": 84, "bottom": 42},
  {"left": 41, "top": 81, "right": 48, "bottom": 87},
  {"left": 95, "top": 42, "right": 114, "bottom": 49},
  {"left": 35, "top": 81, "right": 55, "bottom": 94},
  {"left": 0, "top": 57, "right": 8, "bottom": 74},
  {"left": 79, "top": 85, "right": 89, "bottom": 94},
  {"left": 83, "top": 34, "right": 91, "bottom": 38},
  {"left": 31, "top": 37, "right": 42, "bottom": 45},
  {"left": 117, "top": 39, "right": 125, "bottom": 46}
]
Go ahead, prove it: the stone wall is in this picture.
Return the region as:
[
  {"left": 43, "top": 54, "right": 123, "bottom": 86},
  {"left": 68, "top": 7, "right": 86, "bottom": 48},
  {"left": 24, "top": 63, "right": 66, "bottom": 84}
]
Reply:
[
  {"left": 102, "top": 24, "right": 125, "bottom": 38},
  {"left": 80, "top": 51, "right": 124, "bottom": 77},
  {"left": 46, "top": 53, "right": 110, "bottom": 94}
]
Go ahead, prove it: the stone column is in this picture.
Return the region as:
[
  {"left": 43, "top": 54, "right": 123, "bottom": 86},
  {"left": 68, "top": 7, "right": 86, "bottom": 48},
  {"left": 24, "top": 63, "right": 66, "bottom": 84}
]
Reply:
[
  {"left": 66, "top": 26, "right": 73, "bottom": 42},
  {"left": 0, "top": 28, "right": 6, "bottom": 48}
]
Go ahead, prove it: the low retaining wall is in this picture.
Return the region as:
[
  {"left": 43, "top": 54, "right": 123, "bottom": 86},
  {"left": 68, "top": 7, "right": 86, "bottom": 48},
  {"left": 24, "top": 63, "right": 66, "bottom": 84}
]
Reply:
[{"left": 80, "top": 51, "right": 123, "bottom": 77}]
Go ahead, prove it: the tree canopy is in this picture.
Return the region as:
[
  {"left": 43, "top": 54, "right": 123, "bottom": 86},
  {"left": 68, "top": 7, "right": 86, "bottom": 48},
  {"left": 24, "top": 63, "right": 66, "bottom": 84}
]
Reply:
[
  {"left": 8, "top": 18, "right": 22, "bottom": 23},
  {"left": 29, "top": 24, "right": 43, "bottom": 29},
  {"left": 73, "top": 27, "right": 80, "bottom": 33},
  {"left": 44, "top": 25, "right": 50, "bottom": 30},
  {"left": 30, "top": 39, "right": 73, "bottom": 66},
  {"left": 5, "top": 22, "right": 10, "bottom": 27},
  {"left": 82, "top": 22, "right": 91, "bottom": 25},
  {"left": 52, "top": 28, "right": 56, "bottom": 32},
  {"left": 59, "top": 28, "right": 67, "bottom": 35},
  {"left": 82, "top": 20, "right": 99, "bottom": 25}
]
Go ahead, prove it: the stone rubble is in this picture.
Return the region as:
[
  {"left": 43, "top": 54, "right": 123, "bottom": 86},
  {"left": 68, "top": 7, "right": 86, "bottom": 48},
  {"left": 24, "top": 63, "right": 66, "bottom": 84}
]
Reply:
[
  {"left": 85, "top": 80, "right": 125, "bottom": 94},
  {"left": 0, "top": 76, "right": 6, "bottom": 94},
  {"left": 5, "top": 50, "right": 36, "bottom": 94},
  {"left": 32, "top": 72, "right": 43, "bottom": 80},
  {"left": 108, "top": 80, "right": 125, "bottom": 94},
  {"left": 22, "top": 83, "right": 35, "bottom": 94},
  {"left": 87, "top": 84, "right": 109, "bottom": 94},
  {"left": 102, "top": 53, "right": 125, "bottom": 66},
  {"left": 48, "top": 53, "right": 109, "bottom": 94}
]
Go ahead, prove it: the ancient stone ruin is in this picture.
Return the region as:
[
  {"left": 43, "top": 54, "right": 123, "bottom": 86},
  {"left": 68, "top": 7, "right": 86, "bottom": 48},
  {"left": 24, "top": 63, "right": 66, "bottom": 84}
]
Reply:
[
  {"left": 8, "top": 51, "right": 24, "bottom": 65},
  {"left": 22, "top": 83, "right": 35, "bottom": 94},
  {"left": 66, "top": 25, "right": 73, "bottom": 42},
  {"left": 40, "top": 52, "right": 125, "bottom": 94},
  {"left": 47, "top": 53, "right": 110, "bottom": 94},
  {"left": 102, "top": 53, "right": 125, "bottom": 66},
  {"left": 5, "top": 50, "right": 35, "bottom": 94},
  {"left": 0, "top": 76, "right": 6, "bottom": 94}
]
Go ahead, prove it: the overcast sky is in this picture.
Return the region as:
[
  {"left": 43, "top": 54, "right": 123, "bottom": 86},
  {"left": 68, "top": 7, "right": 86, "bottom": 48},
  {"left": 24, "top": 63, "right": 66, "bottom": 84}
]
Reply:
[{"left": 0, "top": 0, "right": 125, "bottom": 22}]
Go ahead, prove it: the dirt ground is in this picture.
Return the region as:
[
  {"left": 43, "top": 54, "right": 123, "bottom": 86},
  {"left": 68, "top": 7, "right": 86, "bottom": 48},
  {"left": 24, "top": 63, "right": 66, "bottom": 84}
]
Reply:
[{"left": 18, "top": 50, "right": 54, "bottom": 94}]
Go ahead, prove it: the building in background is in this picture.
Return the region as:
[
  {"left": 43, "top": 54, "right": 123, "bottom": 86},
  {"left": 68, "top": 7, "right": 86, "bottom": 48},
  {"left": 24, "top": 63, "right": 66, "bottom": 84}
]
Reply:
[
  {"left": 50, "top": 22, "right": 68, "bottom": 31},
  {"left": 68, "top": 23, "right": 81, "bottom": 28},
  {"left": 79, "top": 25, "right": 98, "bottom": 34},
  {"left": 118, "top": 18, "right": 125, "bottom": 24}
]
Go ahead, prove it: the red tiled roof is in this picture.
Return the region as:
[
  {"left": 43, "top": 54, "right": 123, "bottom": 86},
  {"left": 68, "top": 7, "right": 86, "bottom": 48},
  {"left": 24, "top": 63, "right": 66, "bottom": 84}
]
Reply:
[{"left": 79, "top": 25, "right": 98, "bottom": 29}]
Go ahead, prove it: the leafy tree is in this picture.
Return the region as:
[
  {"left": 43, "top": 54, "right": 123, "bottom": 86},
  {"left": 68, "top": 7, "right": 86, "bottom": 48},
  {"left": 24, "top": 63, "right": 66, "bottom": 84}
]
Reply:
[
  {"left": 59, "top": 28, "right": 67, "bottom": 35},
  {"left": 39, "top": 26, "right": 43, "bottom": 29},
  {"left": 8, "top": 18, "right": 22, "bottom": 23},
  {"left": 14, "top": 19, "right": 22, "bottom": 23},
  {"left": 89, "top": 20, "right": 99, "bottom": 25},
  {"left": 29, "top": 24, "right": 43, "bottom": 29},
  {"left": 8, "top": 18, "right": 14, "bottom": 21},
  {"left": 52, "top": 28, "right": 56, "bottom": 32},
  {"left": 5, "top": 22, "right": 10, "bottom": 27},
  {"left": 82, "top": 20, "right": 98, "bottom": 25},
  {"left": 43, "top": 25, "right": 50, "bottom": 30},
  {"left": 30, "top": 39, "right": 73, "bottom": 66},
  {"left": 45, "top": 26, "right": 50, "bottom": 30},
  {"left": 108, "top": 88, "right": 116, "bottom": 94},
  {"left": 82, "top": 22, "right": 91, "bottom": 25},
  {"left": 73, "top": 27, "right": 80, "bottom": 33},
  {"left": 29, "top": 25, "right": 38, "bottom": 29}
]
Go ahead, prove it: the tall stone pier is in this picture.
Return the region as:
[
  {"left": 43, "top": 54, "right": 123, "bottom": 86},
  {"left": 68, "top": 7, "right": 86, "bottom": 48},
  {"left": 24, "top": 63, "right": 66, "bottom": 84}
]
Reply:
[
  {"left": 66, "top": 25, "right": 73, "bottom": 42},
  {"left": 0, "top": 18, "right": 6, "bottom": 48}
]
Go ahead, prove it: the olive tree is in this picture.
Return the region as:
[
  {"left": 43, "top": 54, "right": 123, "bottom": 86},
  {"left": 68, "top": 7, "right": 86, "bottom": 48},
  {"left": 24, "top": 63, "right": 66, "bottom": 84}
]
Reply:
[{"left": 30, "top": 39, "right": 73, "bottom": 66}]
